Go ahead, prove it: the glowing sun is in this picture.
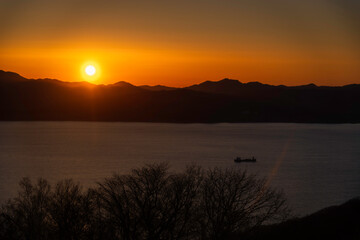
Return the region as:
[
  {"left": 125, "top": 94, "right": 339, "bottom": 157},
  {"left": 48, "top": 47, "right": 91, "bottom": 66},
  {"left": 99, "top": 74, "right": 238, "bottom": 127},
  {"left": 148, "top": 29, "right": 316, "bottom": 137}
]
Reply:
[
  {"left": 85, "top": 65, "right": 96, "bottom": 76},
  {"left": 81, "top": 61, "right": 101, "bottom": 82}
]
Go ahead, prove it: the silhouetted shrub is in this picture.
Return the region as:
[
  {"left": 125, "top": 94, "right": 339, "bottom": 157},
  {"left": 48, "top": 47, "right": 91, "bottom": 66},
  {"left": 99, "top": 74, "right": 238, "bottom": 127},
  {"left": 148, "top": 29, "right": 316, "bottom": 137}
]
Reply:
[
  {"left": 0, "top": 163, "right": 289, "bottom": 240},
  {"left": 0, "top": 178, "right": 52, "bottom": 240},
  {"left": 198, "top": 168, "right": 289, "bottom": 239},
  {"left": 96, "top": 163, "right": 203, "bottom": 239},
  {"left": 47, "top": 179, "right": 94, "bottom": 239}
]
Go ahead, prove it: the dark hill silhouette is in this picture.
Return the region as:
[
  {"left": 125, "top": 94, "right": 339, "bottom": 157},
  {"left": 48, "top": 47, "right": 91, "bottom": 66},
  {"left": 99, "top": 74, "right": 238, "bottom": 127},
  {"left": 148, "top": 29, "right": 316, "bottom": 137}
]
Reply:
[
  {"left": 0, "top": 70, "right": 28, "bottom": 83},
  {"left": 139, "top": 84, "right": 178, "bottom": 91},
  {"left": 110, "top": 81, "right": 136, "bottom": 88},
  {"left": 0, "top": 70, "right": 95, "bottom": 88},
  {"left": 242, "top": 198, "right": 360, "bottom": 240},
  {"left": 186, "top": 78, "right": 277, "bottom": 97},
  {"left": 1, "top": 70, "right": 360, "bottom": 122}
]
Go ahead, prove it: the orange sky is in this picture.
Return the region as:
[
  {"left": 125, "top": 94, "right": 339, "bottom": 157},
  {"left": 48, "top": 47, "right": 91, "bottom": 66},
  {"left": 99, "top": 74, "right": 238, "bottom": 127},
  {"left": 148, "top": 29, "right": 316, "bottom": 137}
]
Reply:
[{"left": 0, "top": 0, "right": 359, "bottom": 87}]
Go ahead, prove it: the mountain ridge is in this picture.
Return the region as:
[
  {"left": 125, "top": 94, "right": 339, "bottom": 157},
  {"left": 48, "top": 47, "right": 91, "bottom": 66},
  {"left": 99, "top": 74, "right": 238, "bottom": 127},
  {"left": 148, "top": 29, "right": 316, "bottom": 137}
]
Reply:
[
  {"left": 1, "top": 70, "right": 360, "bottom": 123},
  {"left": 3, "top": 70, "right": 359, "bottom": 89}
]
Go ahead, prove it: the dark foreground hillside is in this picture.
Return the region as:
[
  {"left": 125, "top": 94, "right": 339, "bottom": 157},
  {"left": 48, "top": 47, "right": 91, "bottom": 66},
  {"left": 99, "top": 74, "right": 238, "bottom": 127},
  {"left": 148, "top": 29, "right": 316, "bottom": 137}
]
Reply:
[
  {"left": 241, "top": 198, "right": 360, "bottom": 240},
  {"left": 0, "top": 163, "right": 358, "bottom": 239},
  {"left": 0, "top": 164, "right": 289, "bottom": 240},
  {"left": 1, "top": 70, "right": 360, "bottom": 123}
]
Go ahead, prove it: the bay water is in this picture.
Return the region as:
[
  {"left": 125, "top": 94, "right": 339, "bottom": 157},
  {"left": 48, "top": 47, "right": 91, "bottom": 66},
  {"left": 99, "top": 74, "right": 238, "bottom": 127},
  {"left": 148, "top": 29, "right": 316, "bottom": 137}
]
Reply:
[{"left": 0, "top": 122, "right": 359, "bottom": 216}]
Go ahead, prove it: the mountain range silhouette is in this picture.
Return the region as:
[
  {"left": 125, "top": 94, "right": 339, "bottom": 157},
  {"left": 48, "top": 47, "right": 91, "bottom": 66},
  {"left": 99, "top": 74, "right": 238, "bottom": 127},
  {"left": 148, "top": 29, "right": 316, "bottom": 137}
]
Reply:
[{"left": 1, "top": 70, "right": 360, "bottom": 123}]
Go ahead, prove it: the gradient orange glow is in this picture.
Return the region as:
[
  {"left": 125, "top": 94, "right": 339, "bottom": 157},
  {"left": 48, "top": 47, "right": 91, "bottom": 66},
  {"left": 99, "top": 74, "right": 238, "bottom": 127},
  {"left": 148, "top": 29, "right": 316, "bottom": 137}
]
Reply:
[{"left": 0, "top": 0, "right": 359, "bottom": 86}]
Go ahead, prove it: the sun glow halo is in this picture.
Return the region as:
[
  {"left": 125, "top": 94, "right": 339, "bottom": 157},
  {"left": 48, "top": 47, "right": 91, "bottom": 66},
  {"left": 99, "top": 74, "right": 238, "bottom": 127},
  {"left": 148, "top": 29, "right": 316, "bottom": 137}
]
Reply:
[{"left": 81, "top": 61, "right": 101, "bottom": 82}]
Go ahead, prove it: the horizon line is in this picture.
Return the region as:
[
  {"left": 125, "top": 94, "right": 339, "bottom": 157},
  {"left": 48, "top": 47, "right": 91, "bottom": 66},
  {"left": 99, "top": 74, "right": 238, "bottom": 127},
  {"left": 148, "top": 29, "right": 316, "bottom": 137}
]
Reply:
[{"left": 1, "top": 69, "right": 359, "bottom": 88}]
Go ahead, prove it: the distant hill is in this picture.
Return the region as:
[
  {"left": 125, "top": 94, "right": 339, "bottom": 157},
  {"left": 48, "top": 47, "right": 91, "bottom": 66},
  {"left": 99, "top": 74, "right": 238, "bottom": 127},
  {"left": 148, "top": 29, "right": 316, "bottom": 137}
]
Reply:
[
  {"left": 0, "top": 70, "right": 95, "bottom": 88},
  {"left": 139, "top": 85, "right": 178, "bottom": 91},
  {"left": 1, "top": 70, "right": 360, "bottom": 123},
  {"left": 0, "top": 70, "right": 28, "bottom": 83},
  {"left": 186, "top": 78, "right": 274, "bottom": 96}
]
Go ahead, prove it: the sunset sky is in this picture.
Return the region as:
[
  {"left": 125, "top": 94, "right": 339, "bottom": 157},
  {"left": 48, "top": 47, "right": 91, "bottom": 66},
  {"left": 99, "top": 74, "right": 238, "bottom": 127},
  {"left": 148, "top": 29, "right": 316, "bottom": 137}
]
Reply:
[{"left": 0, "top": 0, "right": 359, "bottom": 86}]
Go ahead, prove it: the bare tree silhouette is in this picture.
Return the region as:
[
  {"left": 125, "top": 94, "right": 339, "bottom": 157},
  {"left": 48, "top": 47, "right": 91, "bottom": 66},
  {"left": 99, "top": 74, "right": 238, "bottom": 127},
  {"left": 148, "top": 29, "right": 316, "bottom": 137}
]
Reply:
[
  {"left": 199, "top": 168, "right": 289, "bottom": 239},
  {"left": 47, "top": 179, "right": 94, "bottom": 240},
  {"left": 1, "top": 178, "right": 52, "bottom": 240},
  {"left": 0, "top": 163, "right": 289, "bottom": 240}
]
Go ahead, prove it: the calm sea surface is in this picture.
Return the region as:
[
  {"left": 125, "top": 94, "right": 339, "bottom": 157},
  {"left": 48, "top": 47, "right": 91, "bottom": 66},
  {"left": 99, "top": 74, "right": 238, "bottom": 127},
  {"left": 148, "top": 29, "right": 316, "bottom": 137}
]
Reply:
[{"left": 0, "top": 122, "right": 359, "bottom": 216}]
